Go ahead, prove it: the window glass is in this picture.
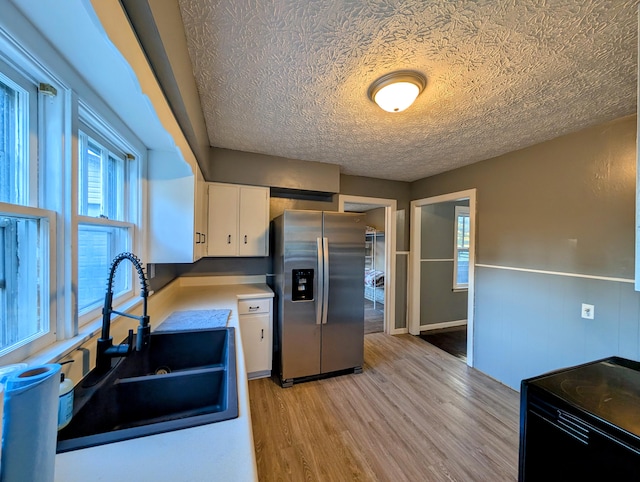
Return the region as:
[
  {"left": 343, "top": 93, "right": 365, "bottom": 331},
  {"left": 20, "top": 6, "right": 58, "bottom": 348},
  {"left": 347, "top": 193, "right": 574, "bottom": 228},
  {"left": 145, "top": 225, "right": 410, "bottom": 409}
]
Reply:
[
  {"left": 0, "top": 74, "right": 28, "bottom": 205},
  {"left": 454, "top": 206, "right": 470, "bottom": 289},
  {"left": 77, "top": 223, "right": 129, "bottom": 312},
  {"left": 456, "top": 250, "right": 469, "bottom": 285},
  {"left": 78, "top": 133, "right": 125, "bottom": 221},
  {"left": 0, "top": 214, "right": 49, "bottom": 354}
]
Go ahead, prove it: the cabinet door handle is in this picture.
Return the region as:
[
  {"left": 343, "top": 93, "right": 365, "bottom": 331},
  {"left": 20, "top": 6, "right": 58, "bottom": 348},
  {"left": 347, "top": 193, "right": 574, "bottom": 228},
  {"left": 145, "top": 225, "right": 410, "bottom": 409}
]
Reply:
[
  {"left": 227, "top": 234, "right": 231, "bottom": 244},
  {"left": 261, "top": 328, "right": 264, "bottom": 340},
  {"left": 244, "top": 235, "right": 248, "bottom": 244},
  {"left": 202, "top": 233, "right": 206, "bottom": 243},
  {"left": 196, "top": 232, "right": 201, "bottom": 244}
]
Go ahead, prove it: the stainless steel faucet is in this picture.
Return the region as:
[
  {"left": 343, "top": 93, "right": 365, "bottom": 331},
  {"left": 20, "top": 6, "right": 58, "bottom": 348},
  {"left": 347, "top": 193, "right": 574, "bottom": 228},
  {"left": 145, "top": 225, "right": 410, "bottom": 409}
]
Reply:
[{"left": 95, "top": 252, "right": 151, "bottom": 373}]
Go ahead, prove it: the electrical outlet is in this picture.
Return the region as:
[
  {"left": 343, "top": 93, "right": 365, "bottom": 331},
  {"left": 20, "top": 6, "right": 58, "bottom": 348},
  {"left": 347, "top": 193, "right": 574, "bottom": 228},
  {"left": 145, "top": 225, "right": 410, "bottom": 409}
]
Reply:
[{"left": 581, "top": 303, "right": 595, "bottom": 320}]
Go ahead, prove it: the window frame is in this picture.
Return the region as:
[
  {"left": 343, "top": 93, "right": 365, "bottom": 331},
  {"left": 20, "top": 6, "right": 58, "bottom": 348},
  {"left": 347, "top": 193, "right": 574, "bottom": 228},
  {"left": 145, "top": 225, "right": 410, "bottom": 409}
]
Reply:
[
  {"left": 76, "top": 109, "right": 140, "bottom": 326},
  {"left": 0, "top": 49, "right": 59, "bottom": 363},
  {"left": 453, "top": 205, "right": 470, "bottom": 291},
  {"left": 0, "top": 56, "right": 38, "bottom": 207},
  {"left": 0, "top": 203, "right": 56, "bottom": 363}
]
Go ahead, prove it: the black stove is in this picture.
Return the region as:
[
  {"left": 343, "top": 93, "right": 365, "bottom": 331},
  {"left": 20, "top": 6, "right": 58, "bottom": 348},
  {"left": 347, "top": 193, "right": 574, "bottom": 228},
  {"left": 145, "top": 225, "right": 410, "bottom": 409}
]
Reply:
[{"left": 519, "top": 357, "right": 640, "bottom": 481}]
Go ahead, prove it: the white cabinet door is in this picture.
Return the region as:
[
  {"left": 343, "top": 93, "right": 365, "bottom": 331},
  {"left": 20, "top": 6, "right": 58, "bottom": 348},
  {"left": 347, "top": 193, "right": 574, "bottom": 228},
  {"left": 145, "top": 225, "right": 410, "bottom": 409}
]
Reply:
[
  {"left": 207, "top": 182, "right": 269, "bottom": 257},
  {"left": 208, "top": 183, "right": 239, "bottom": 256},
  {"left": 239, "top": 186, "right": 269, "bottom": 256},
  {"left": 194, "top": 168, "right": 208, "bottom": 260},
  {"left": 240, "top": 313, "right": 271, "bottom": 376},
  {"left": 149, "top": 156, "right": 206, "bottom": 263}
]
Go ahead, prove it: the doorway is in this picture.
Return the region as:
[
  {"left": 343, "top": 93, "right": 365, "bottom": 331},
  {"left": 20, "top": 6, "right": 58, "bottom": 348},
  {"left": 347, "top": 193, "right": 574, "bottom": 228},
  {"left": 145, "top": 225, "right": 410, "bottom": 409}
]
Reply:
[
  {"left": 339, "top": 195, "right": 396, "bottom": 335},
  {"left": 409, "top": 189, "right": 476, "bottom": 366}
]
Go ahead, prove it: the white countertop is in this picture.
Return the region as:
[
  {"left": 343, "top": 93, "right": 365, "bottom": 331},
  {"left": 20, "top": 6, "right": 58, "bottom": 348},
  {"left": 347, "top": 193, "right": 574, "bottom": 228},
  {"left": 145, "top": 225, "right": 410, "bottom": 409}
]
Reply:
[{"left": 54, "top": 283, "right": 274, "bottom": 482}]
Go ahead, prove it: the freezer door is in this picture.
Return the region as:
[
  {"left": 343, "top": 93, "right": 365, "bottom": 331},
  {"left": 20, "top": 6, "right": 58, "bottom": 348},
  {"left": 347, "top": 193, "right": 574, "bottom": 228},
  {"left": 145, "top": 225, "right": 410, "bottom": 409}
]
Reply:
[
  {"left": 321, "top": 212, "right": 365, "bottom": 374},
  {"left": 280, "top": 210, "right": 323, "bottom": 380}
]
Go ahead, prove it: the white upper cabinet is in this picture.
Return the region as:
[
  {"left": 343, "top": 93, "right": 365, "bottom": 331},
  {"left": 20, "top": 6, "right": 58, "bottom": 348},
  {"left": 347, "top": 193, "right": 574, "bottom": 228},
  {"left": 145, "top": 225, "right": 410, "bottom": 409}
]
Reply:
[
  {"left": 148, "top": 153, "right": 207, "bottom": 263},
  {"left": 208, "top": 183, "right": 239, "bottom": 256},
  {"left": 207, "top": 183, "right": 270, "bottom": 257}
]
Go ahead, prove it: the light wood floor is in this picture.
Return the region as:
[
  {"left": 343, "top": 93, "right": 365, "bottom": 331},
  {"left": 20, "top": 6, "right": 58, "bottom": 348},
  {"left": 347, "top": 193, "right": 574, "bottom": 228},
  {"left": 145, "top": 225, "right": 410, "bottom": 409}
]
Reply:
[
  {"left": 249, "top": 333, "right": 520, "bottom": 482},
  {"left": 364, "top": 298, "right": 384, "bottom": 334}
]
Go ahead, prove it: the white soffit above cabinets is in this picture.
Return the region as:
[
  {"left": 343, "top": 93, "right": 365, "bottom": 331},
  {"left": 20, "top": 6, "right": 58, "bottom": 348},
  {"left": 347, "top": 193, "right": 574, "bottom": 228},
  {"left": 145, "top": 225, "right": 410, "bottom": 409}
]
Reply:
[{"left": 178, "top": 0, "right": 638, "bottom": 182}]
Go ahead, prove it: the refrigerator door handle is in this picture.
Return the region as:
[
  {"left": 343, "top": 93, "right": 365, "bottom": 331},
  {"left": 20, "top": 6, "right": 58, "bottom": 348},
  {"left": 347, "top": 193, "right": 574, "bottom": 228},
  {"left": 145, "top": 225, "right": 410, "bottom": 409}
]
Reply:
[
  {"left": 316, "top": 237, "right": 323, "bottom": 325},
  {"left": 322, "top": 237, "right": 329, "bottom": 324}
]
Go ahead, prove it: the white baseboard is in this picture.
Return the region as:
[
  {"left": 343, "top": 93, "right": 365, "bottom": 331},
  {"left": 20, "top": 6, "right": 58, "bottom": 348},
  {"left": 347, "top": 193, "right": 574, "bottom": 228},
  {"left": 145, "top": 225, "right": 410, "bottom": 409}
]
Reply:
[
  {"left": 390, "top": 327, "right": 409, "bottom": 335},
  {"left": 419, "top": 319, "right": 467, "bottom": 333}
]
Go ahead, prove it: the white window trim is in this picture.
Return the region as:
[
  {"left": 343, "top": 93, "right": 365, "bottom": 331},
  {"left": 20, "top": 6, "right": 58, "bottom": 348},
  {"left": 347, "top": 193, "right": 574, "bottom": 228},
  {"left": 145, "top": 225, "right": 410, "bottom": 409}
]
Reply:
[{"left": 453, "top": 205, "right": 470, "bottom": 290}]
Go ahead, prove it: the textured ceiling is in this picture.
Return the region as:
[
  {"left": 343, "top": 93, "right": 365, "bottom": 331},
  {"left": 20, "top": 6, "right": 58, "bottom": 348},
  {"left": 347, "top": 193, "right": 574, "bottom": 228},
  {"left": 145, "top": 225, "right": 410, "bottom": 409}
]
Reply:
[{"left": 177, "top": 0, "right": 639, "bottom": 182}]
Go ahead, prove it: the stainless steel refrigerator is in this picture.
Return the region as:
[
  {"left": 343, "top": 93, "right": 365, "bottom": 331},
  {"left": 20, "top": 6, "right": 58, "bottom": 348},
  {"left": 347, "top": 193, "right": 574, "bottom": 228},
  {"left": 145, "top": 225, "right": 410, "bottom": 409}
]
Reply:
[{"left": 273, "top": 210, "right": 365, "bottom": 387}]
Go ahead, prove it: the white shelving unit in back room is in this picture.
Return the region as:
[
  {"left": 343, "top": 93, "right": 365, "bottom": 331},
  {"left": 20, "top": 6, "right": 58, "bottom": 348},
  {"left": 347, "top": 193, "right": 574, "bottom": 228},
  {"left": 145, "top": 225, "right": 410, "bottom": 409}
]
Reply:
[{"left": 364, "top": 227, "right": 385, "bottom": 310}]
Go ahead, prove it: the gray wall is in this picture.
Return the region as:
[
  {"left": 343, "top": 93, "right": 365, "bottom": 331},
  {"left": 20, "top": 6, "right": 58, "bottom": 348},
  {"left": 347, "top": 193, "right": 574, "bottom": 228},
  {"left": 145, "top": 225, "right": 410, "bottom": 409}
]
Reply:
[
  {"left": 208, "top": 147, "right": 341, "bottom": 193},
  {"left": 411, "top": 114, "right": 638, "bottom": 389},
  {"left": 341, "top": 174, "right": 411, "bottom": 251},
  {"left": 420, "top": 201, "right": 468, "bottom": 326},
  {"left": 365, "top": 207, "right": 385, "bottom": 232},
  {"left": 395, "top": 254, "right": 408, "bottom": 329}
]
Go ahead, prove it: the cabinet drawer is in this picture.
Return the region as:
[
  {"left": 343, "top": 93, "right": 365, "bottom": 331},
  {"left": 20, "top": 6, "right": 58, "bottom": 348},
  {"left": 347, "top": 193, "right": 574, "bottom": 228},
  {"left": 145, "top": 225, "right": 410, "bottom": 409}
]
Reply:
[{"left": 238, "top": 299, "right": 270, "bottom": 315}]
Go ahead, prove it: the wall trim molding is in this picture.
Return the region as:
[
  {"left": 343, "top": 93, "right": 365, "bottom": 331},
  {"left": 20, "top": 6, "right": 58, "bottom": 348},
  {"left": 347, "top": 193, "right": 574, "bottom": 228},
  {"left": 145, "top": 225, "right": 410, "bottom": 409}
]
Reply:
[
  {"left": 421, "top": 258, "right": 454, "bottom": 262},
  {"left": 476, "top": 264, "right": 634, "bottom": 284},
  {"left": 420, "top": 319, "right": 467, "bottom": 333}
]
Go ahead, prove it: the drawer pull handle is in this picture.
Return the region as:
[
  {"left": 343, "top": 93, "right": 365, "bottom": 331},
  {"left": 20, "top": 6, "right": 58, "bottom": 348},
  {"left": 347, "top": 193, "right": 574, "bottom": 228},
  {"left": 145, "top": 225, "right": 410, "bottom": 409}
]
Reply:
[{"left": 249, "top": 306, "right": 259, "bottom": 311}]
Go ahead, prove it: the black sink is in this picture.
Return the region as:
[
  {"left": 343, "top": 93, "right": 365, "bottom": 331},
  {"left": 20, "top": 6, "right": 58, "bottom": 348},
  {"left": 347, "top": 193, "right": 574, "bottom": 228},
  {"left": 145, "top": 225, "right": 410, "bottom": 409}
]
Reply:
[
  {"left": 57, "top": 327, "right": 238, "bottom": 453},
  {"left": 136, "top": 328, "right": 230, "bottom": 375}
]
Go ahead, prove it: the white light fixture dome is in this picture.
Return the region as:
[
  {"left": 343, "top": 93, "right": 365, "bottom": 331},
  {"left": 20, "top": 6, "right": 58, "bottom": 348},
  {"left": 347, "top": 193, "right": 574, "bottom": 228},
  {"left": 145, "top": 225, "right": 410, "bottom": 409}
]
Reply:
[{"left": 368, "top": 71, "right": 426, "bottom": 113}]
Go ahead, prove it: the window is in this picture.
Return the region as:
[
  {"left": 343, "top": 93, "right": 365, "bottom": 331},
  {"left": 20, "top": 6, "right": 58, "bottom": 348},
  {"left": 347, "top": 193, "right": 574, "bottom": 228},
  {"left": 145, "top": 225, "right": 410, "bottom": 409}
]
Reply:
[
  {"left": 0, "top": 59, "right": 55, "bottom": 358},
  {"left": 0, "top": 63, "right": 35, "bottom": 206},
  {"left": 77, "top": 128, "right": 134, "bottom": 316},
  {"left": 454, "top": 205, "right": 470, "bottom": 289},
  {"left": 0, "top": 211, "right": 52, "bottom": 355},
  {"left": 0, "top": 7, "right": 145, "bottom": 363}
]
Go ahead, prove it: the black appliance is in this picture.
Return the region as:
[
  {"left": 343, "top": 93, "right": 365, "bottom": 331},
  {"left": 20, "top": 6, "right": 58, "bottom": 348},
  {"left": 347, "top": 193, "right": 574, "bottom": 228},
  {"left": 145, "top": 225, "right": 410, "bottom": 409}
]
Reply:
[{"left": 519, "top": 357, "right": 640, "bottom": 481}]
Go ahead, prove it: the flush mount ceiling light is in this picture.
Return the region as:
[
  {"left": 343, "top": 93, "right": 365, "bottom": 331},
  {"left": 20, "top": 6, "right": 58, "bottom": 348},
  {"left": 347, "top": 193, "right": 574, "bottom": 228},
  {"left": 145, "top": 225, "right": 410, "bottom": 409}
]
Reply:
[{"left": 367, "top": 70, "right": 427, "bottom": 113}]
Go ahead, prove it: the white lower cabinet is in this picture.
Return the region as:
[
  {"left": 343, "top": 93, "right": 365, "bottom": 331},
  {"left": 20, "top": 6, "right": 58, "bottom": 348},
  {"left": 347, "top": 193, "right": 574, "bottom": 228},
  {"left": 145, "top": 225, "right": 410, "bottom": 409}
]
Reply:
[{"left": 238, "top": 298, "right": 272, "bottom": 379}]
